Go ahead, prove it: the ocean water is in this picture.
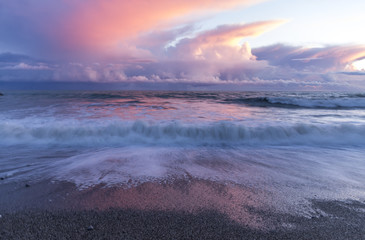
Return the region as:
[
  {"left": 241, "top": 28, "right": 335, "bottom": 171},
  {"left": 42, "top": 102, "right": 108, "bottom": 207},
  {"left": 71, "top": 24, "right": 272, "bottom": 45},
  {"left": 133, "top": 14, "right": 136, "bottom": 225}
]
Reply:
[{"left": 1, "top": 91, "right": 365, "bottom": 207}]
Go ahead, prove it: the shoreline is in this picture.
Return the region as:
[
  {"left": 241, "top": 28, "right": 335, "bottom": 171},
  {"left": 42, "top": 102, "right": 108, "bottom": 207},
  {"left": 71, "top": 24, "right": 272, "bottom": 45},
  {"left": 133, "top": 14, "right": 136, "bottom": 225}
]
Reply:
[{"left": 1, "top": 179, "right": 365, "bottom": 239}]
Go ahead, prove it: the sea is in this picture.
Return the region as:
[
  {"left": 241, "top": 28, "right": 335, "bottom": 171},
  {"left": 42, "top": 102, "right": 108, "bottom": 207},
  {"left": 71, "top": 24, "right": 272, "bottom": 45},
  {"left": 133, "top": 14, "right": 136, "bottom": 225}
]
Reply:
[{"left": 1, "top": 91, "right": 365, "bottom": 209}]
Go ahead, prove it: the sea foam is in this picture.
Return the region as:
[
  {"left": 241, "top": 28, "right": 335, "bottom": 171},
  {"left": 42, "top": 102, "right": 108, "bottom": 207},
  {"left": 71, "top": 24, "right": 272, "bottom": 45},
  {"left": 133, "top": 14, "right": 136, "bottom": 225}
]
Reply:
[{"left": 1, "top": 119, "right": 364, "bottom": 147}]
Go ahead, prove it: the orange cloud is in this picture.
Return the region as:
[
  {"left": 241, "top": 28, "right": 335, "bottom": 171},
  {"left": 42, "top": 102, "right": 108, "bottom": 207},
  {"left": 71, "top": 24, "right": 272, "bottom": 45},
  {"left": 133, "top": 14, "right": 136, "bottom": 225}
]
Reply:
[
  {"left": 193, "top": 20, "right": 287, "bottom": 47},
  {"left": 170, "top": 20, "right": 286, "bottom": 62},
  {"left": 311, "top": 46, "right": 365, "bottom": 62}
]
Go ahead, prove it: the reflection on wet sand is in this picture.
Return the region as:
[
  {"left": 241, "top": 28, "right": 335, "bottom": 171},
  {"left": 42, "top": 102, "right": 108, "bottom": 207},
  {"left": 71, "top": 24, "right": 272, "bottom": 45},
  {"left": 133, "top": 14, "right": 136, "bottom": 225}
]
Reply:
[
  {"left": 69, "top": 179, "right": 270, "bottom": 228},
  {"left": 0, "top": 178, "right": 271, "bottom": 229}
]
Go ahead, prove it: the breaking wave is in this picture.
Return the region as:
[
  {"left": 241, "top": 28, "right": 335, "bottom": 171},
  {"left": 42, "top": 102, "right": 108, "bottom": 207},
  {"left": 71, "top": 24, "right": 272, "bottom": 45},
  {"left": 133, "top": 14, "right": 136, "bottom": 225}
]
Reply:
[{"left": 1, "top": 119, "right": 364, "bottom": 147}]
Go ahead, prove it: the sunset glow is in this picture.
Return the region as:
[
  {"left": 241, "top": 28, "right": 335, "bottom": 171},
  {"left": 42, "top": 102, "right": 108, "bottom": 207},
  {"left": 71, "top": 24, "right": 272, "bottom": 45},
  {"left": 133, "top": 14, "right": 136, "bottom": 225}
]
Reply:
[{"left": 0, "top": 0, "right": 364, "bottom": 90}]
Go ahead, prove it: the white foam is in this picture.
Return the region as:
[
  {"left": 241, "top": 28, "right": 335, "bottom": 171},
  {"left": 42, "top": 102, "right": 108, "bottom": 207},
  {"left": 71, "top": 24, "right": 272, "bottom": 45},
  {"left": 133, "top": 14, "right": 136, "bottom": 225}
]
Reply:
[
  {"left": 54, "top": 148, "right": 172, "bottom": 188},
  {"left": 53, "top": 147, "right": 257, "bottom": 188},
  {"left": 1, "top": 119, "right": 365, "bottom": 147},
  {"left": 52, "top": 146, "right": 365, "bottom": 202}
]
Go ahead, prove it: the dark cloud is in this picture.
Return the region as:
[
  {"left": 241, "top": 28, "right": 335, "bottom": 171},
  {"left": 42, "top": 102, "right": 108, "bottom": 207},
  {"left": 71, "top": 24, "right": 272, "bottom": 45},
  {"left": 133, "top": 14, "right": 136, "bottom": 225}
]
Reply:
[
  {"left": 339, "top": 71, "right": 365, "bottom": 76},
  {"left": 0, "top": 52, "right": 36, "bottom": 63}
]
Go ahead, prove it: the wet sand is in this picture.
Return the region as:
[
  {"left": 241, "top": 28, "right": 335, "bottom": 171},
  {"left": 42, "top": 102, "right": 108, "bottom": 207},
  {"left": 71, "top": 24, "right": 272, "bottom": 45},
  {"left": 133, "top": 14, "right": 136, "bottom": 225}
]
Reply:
[{"left": 1, "top": 179, "right": 365, "bottom": 239}]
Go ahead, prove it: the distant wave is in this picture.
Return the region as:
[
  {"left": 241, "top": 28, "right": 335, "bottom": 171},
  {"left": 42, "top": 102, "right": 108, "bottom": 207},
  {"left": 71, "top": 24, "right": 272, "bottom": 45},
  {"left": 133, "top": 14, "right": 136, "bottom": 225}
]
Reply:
[
  {"left": 1, "top": 120, "right": 364, "bottom": 146},
  {"left": 224, "top": 96, "right": 365, "bottom": 109},
  {"left": 83, "top": 93, "right": 132, "bottom": 99},
  {"left": 79, "top": 92, "right": 365, "bottom": 109}
]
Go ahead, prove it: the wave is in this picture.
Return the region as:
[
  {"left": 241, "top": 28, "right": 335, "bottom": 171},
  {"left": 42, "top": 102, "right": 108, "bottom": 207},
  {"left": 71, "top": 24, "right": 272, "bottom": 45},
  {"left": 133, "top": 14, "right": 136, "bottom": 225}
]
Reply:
[
  {"left": 1, "top": 120, "right": 364, "bottom": 146},
  {"left": 224, "top": 96, "right": 365, "bottom": 109}
]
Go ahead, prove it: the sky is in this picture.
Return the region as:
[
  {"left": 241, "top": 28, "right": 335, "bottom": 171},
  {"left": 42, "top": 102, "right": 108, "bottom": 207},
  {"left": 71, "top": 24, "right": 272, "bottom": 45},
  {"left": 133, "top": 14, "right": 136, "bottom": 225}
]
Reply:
[{"left": 0, "top": 0, "right": 365, "bottom": 90}]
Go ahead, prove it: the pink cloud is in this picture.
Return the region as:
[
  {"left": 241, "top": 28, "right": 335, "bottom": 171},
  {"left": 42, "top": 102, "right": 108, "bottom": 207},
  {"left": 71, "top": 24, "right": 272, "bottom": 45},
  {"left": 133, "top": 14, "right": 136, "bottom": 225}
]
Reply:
[
  {"left": 1, "top": 0, "right": 266, "bottom": 60},
  {"left": 62, "top": 0, "right": 263, "bottom": 51}
]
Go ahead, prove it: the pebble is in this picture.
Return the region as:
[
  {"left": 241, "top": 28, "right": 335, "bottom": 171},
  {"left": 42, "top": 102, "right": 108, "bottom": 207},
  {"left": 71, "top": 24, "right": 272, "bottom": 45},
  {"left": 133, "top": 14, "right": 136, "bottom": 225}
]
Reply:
[{"left": 87, "top": 225, "right": 94, "bottom": 231}]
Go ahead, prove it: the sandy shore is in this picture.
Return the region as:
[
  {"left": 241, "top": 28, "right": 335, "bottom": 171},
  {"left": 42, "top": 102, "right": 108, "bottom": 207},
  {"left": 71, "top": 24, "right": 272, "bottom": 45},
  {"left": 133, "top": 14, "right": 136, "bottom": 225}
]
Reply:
[{"left": 1, "top": 179, "right": 365, "bottom": 239}]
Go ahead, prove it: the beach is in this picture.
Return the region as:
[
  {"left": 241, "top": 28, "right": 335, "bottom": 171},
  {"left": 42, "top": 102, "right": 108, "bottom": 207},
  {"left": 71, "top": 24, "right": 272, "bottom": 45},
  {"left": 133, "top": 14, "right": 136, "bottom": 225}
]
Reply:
[{"left": 1, "top": 179, "right": 365, "bottom": 239}]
